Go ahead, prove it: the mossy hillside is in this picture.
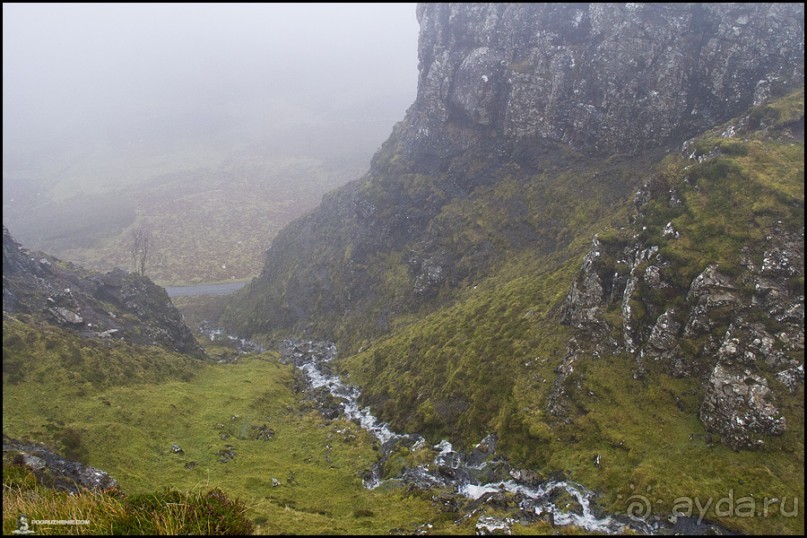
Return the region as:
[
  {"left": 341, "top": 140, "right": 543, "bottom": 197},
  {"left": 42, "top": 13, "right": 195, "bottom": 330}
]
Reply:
[
  {"left": 549, "top": 92, "right": 804, "bottom": 534},
  {"left": 342, "top": 250, "right": 803, "bottom": 534},
  {"left": 3, "top": 328, "right": 496, "bottom": 535},
  {"left": 546, "top": 354, "right": 804, "bottom": 535},
  {"left": 342, "top": 250, "right": 579, "bottom": 449},
  {"left": 223, "top": 132, "right": 658, "bottom": 356},
  {"left": 628, "top": 91, "right": 804, "bottom": 364},
  {"left": 2, "top": 315, "right": 202, "bottom": 391},
  {"left": 337, "top": 91, "right": 804, "bottom": 534},
  {"left": 338, "top": 243, "right": 798, "bottom": 534},
  {"left": 333, "top": 142, "right": 663, "bottom": 448}
]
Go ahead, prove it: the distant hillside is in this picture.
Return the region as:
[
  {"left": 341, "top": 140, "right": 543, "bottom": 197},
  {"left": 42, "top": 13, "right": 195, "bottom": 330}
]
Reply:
[{"left": 3, "top": 92, "right": 410, "bottom": 286}]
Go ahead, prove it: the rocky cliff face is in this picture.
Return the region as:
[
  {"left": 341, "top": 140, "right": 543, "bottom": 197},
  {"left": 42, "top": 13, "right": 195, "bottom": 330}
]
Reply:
[
  {"left": 407, "top": 3, "right": 803, "bottom": 163},
  {"left": 556, "top": 95, "right": 804, "bottom": 449},
  {"left": 3, "top": 227, "right": 205, "bottom": 358},
  {"left": 559, "top": 218, "right": 803, "bottom": 450}
]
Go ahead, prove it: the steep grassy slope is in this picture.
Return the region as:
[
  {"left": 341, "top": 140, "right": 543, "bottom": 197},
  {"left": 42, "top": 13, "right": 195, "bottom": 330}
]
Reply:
[
  {"left": 221, "top": 132, "right": 661, "bottom": 351},
  {"left": 335, "top": 91, "right": 804, "bottom": 534}
]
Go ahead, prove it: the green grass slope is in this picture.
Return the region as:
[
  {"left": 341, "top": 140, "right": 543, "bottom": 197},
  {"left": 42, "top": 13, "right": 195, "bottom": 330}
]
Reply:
[
  {"left": 337, "top": 90, "right": 805, "bottom": 534},
  {"left": 2, "top": 318, "right": 488, "bottom": 535}
]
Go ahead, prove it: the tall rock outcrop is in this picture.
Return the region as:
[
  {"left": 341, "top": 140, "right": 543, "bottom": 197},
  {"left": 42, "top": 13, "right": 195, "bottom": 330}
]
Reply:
[{"left": 406, "top": 3, "right": 803, "bottom": 163}]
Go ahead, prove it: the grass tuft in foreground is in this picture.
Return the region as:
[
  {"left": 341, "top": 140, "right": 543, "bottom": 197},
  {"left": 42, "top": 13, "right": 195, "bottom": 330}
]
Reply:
[{"left": 2, "top": 463, "right": 252, "bottom": 535}]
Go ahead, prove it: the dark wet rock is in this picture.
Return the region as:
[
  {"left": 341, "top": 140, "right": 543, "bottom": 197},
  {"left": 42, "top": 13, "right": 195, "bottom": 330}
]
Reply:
[
  {"left": 761, "top": 246, "right": 802, "bottom": 278},
  {"left": 252, "top": 424, "right": 276, "bottom": 441},
  {"left": 294, "top": 373, "right": 343, "bottom": 420},
  {"left": 2, "top": 227, "right": 205, "bottom": 358},
  {"left": 699, "top": 364, "right": 786, "bottom": 450},
  {"left": 560, "top": 238, "right": 607, "bottom": 330},
  {"left": 20, "top": 454, "right": 47, "bottom": 471},
  {"left": 284, "top": 340, "right": 347, "bottom": 420},
  {"left": 401, "top": 465, "right": 448, "bottom": 490},
  {"left": 717, "top": 321, "right": 783, "bottom": 367},
  {"left": 687, "top": 264, "right": 737, "bottom": 303},
  {"left": 675, "top": 265, "right": 742, "bottom": 368},
  {"left": 217, "top": 445, "right": 237, "bottom": 463},
  {"left": 280, "top": 339, "right": 338, "bottom": 367},
  {"left": 641, "top": 309, "right": 682, "bottom": 362},
  {"left": 412, "top": 256, "right": 447, "bottom": 296},
  {"left": 468, "top": 458, "right": 512, "bottom": 486},
  {"left": 435, "top": 444, "right": 464, "bottom": 478},
  {"left": 545, "top": 339, "right": 582, "bottom": 423},
  {"left": 467, "top": 434, "right": 498, "bottom": 467},
  {"left": 508, "top": 468, "right": 544, "bottom": 488},
  {"left": 752, "top": 227, "right": 805, "bottom": 327},
  {"left": 198, "top": 321, "right": 264, "bottom": 355},
  {"left": 48, "top": 306, "right": 83, "bottom": 325},
  {"left": 775, "top": 365, "right": 805, "bottom": 393},
  {"left": 621, "top": 245, "right": 661, "bottom": 355},
  {"left": 4, "top": 435, "right": 120, "bottom": 494}
]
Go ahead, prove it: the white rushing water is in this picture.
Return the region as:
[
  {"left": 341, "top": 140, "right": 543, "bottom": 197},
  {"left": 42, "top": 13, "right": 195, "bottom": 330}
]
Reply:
[
  {"left": 284, "top": 339, "right": 637, "bottom": 534},
  {"left": 459, "top": 479, "right": 619, "bottom": 533}
]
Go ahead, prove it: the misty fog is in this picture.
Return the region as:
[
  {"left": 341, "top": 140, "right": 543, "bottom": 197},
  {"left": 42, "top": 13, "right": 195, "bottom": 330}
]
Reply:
[{"left": 3, "top": 3, "right": 419, "bottom": 284}]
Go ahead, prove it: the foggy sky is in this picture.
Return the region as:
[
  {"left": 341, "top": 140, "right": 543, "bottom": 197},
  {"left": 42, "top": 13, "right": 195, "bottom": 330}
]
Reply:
[{"left": 3, "top": 3, "right": 420, "bottom": 154}]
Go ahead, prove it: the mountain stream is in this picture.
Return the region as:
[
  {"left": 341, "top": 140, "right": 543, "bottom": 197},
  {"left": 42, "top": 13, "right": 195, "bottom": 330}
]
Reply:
[
  {"left": 200, "top": 327, "right": 729, "bottom": 535},
  {"left": 277, "top": 339, "right": 731, "bottom": 535}
]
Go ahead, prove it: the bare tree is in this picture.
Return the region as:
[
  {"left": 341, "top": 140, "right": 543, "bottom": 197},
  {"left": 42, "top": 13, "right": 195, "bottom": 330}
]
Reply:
[{"left": 130, "top": 226, "right": 152, "bottom": 276}]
